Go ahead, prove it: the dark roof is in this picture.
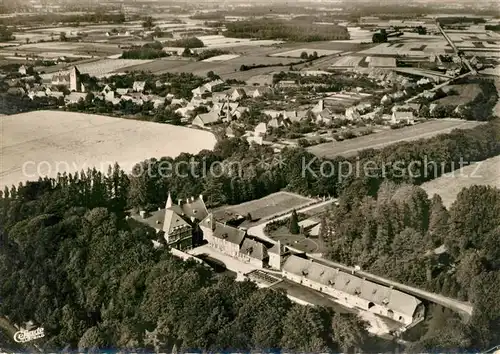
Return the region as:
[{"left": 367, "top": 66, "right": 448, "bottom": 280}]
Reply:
[
  {"left": 200, "top": 215, "right": 246, "bottom": 246},
  {"left": 268, "top": 242, "right": 287, "bottom": 255},
  {"left": 169, "top": 196, "right": 208, "bottom": 221},
  {"left": 240, "top": 238, "right": 268, "bottom": 260}
]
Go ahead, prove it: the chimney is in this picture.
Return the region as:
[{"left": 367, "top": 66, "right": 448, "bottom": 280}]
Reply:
[
  {"left": 199, "top": 194, "right": 203, "bottom": 201},
  {"left": 139, "top": 210, "right": 146, "bottom": 219},
  {"left": 178, "top": 199, "right": 182, "bottom": 205},
  {"left": 210, "top": 213, "right": 216, "bottom": 231}
]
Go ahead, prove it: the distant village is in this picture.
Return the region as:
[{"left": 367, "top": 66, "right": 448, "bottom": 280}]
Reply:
[{"left": 2, "top": 56, "right": 486, "bottom": 151}]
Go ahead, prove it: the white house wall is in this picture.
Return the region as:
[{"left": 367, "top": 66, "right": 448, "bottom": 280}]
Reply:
[{"left": 282, "top": 270, "right": 413, "bottom": 325}]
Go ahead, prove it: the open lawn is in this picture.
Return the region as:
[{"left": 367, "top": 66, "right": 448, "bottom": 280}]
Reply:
[
  {"left": 421, "top": 155, "right": 500, "bottom": 208},
  {"left": 0, "top": 111, "right": 217, "bottom": 188},
  {"left": 307, "top": 120, "right": 485, "bottom": 159},
  {"left": 213, "top": 191, "right": 313, "bottom": 222},
  {"left": 268, "top": 225, "right": 325, "bottom": 253},
  {"left": 437, "top": 84, "right": 483, "bottom": 106}
]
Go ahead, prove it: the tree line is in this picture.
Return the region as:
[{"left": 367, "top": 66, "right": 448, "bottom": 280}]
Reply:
[
  {"left": 0, "top": 168, "right": 376, "bottom": 352},
  {"left": 321, "top": 180, "right": 500, "bottom": 351},
  {"left": 0, "top": 115, "right": 498, "bottom": 351},
  {"left": 224, "top": 19, "right": 350, "bottom": 42}
]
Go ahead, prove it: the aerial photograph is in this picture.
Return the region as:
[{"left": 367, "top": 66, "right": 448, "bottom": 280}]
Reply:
[{"left": 0, "top": 0, "right": 499, "bottom": 352}]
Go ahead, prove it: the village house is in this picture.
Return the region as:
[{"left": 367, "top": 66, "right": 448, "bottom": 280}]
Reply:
[
  {"left": 45, "top": 88, "right": 64, "bottom": 99},
  {"left": 282, "top": 110, "right": 307, "bottom": 123},
  {"left": 281, "top": 255, "right": 425, "bottom": 326},
  {"left": 18, "top": 65, "right": 28, "bottom": 75},
  {"left": 175, "top": 106, "right": 194, "bottom": 119},
  {"left": 212, "top": 92, "right": 229, "bottom": 103},
  {"left": 230, "top": 88, "right": 247, "bottom": 101},
  {"left": 192, "top": 79, "right": 225, "bottom": 98},
  {"left": 120, "top": 94, "right": 144, "bottom": 106},
  {"left": 254, "top": 122, "right": 268, "bottom": 136},
  {"left": 192, "top": 111, "right": 220, "bottom": 128},
  {"left": 132, "top": 81, "right": 146, "bottom": 92},
  {"left": 116, "top": 88, "right": 131, "bottom": 96},
  {"left": 204, "top": 79, "right": 224, "bottom": 92},
  {"left": 171, "top": 98, "right": 188, "bottom": 107},
  {"left": 392, "top": 111, "right": 415, "bottom": 124},
  {"left": 345, "top": 106, "right": 361, "bottom": 121},
  {"left": 251, "top": 86, "right": 272, "bottom": 98},
  {"left": 28, "top": 89, "right": 47, "bottom": 100},
  {"left": 65, "top": 92, "right": 87, "bottom": 105}
]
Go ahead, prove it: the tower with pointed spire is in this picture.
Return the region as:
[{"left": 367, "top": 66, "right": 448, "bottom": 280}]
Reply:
[{"left": 166, "top": 192, "right": 173, "bottom": 209}]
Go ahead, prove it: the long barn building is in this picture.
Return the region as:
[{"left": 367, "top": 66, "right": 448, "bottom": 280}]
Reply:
[{"left": 282, "top": 255, "right": 425, "bottom": 326}]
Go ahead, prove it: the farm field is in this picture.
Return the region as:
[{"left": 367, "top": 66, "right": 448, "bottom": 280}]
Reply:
[
  {"left": 328, "top": 27, "right": 373, "bottom": 44},
  {"left": 110, "top": 58, "right": 192, "bottom": 74},
  {"left": 141, "top": 55, "right": 301, "bottom": 76},
  {"left": 359, "top": 40, "right": 451, "bottom": 56},
  {"left": 202, "top": 54, "right": 240, "bottom": 62},
  {"left": 213, "top": 191, "right": 314, "bottom": 222},
  {"left": 0, "top": 111, "right": 217, "bottom": 188},
  {"left": 307, "top": 120, "right": 485, "bottom": 159},
  {"left": 196, "top": 35, "right": 283, "bottom": 49},
  {"left": 11, "top": 41, "right": 123, "bottom": 57},
  {"left": 270, "top": 48, "right": 342, "bottom": 58},
  {"left": 39, "top": 58, "right": 154, "bottom": 79},
  {"left": 330, "top": 55, "right": 364, "bottom": 68},
  {"left": 421, "top": 155, "right": 500, "bottom": 208}
]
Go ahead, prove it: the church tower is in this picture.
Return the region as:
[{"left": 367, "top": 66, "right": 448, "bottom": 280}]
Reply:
[{"left": 69, "top": 66, "right": 81, "bottom": 92}]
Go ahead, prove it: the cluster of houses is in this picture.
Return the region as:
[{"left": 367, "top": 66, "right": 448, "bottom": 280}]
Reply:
[
  {"left": 131, "top": 192, "right": 425, "bottom": 328},
  {"left": 6, "top": 63, "right": 457, "bottom": 137}
]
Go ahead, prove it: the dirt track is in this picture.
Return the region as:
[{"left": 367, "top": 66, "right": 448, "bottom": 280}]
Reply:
[{"left": 307, "top": 119, "right": 484, "bottom": 159}]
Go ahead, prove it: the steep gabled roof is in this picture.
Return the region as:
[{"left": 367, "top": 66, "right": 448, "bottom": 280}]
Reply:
[
  {"left": 162, "top": 209, "right": 192, "bottom": 235},
  {"left": 200, "top": 215, "right": 246, "bottom": 246},
  {"left": 240, "top": 238, "right": 268, "bottom": 260}
]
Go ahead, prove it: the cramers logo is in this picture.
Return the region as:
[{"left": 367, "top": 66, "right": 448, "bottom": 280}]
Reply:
[{"left": 13, "top": 327, "right": 45, "bottom": 343}]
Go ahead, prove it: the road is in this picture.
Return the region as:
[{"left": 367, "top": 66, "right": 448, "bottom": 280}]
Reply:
[
  {"left": 405, "top": 70, "right": 473, "bottom": 103},
  {"left": 436, "top": 22, "right": 476, "bottom": 74},
  {"left": 247, "top": 201, "right": 474, "bottom": 318},
  {"left": 307, "top": 119, "right": 483, "bottom": 159},
  {"left": 247, "top": 198, "right": 336, "bottom": 243}
]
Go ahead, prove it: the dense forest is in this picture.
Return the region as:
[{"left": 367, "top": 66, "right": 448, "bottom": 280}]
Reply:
[
  {"left": 0, "top": 109, "right": 499, "bottom": 349},
  {"left": 163, "top": 37, "right": 204, "bottom": 49},
  {"left": 0, "top": 25, "right": 14, "bottom": 41},
  {"left": 121, "top": 42, "right": 169, "bottom": 60},
  {"left": 224, "top": 19, "right": 350, "bottom": 42},
  {"left": 322, "top": 182, "right": 500, "bottom": 351},
  {"left": 0, "top": 167, "right": 374, "bottom": 352}
]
